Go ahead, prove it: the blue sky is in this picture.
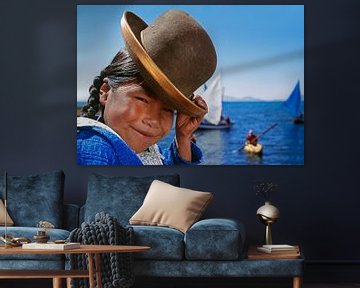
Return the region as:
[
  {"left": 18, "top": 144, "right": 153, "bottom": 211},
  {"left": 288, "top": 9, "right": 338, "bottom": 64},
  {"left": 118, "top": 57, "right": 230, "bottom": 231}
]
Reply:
[{"left": 77, "top": 5, "right": 304, "bottom": 101}]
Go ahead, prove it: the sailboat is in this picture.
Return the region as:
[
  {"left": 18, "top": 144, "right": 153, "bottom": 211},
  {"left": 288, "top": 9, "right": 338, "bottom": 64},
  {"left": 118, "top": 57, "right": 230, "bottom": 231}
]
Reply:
[
  {"left": 197, "top": 74, "right": 232, "bottom": 130},
  {"left": 282, "top": 81, "right": 304, "bottom": 124}
]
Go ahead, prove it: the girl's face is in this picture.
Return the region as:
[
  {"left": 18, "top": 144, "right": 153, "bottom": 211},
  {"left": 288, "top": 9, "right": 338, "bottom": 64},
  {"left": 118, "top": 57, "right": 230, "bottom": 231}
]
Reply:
[{"left": 100, "top": 83, "right": 174, "bottom": 153}]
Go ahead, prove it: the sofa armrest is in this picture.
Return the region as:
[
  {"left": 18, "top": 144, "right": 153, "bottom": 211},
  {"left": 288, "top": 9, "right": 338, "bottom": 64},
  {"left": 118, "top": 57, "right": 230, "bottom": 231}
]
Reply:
[
  {"left": 184, "top": 218, "right": 246, "bottom": 260},
  {"left": 63, "top": 204, "right": 80, "bottom": 231}
]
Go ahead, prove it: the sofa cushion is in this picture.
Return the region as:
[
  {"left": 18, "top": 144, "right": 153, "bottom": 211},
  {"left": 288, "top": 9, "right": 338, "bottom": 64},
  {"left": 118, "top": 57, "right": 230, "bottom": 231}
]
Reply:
[
  {"left": 184, "top": 218, "right": 245, "bottom": 260},
  {"left": 130, "top": 180, "right": 213, "bottom": 233},
  {"left": 0, "top": 226, "right": 70, "bottom": 261},
  {"left": 0, "top": 171, "right": 65, "bottom": 227},
  {"left": 83, "top": 173, "right": 180, "bottom": 226},
  {"left": 130, "top": 225, "right": 184, "bottom": 260},
  {"left": 0, "top": 199, "right": 14, "bottom": 226}
]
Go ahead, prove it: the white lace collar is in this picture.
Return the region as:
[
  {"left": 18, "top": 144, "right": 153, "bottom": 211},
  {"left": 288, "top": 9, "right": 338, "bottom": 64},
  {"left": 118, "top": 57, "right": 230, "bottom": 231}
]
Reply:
[{"left": 137, "top": 145, "right": 165, "bottom": 165}]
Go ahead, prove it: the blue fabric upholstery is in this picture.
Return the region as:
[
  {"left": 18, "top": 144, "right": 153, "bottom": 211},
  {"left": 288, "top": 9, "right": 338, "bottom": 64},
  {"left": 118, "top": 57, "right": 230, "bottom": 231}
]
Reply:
[
  {"left": 134, "top": 258, "right": 304, "bottom": 277},
  {"left": 0, "top": 226, "right": 70, "bottom": 242},
  {"left": 185, "top": 218, "right": 245, "bottom": 260},
  {"left": 130, "top": 225, "right": 184, "bottom": 260},
  {"left": 0, "top": 170, "right": 65, "bottom": 228},
  {"left": 0, "top": 227, "right": 69, "bottom": 261},
  {"left": 63, "top": 203, "right": 80, "bottom": 231},
  {"left": 0, "top": 260, "right": 64, "bottom": 270},
  {"left": 83, "top": 173, "right": 180, "bottom": 225},
  {"left": 0, "top": 171, "right": 70, "bottom": 272}
]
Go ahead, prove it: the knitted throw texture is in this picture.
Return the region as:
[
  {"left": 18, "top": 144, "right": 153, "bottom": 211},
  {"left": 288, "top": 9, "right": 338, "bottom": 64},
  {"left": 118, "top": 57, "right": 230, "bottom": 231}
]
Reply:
[{"left": 69, "top": 212, "right": 135, "bottom": 288}]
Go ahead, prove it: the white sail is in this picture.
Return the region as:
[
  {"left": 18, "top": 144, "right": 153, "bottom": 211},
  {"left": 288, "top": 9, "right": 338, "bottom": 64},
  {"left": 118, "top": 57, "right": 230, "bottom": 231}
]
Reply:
[{"left": 200, "top": 74, "right": 223, "bottom": 125}]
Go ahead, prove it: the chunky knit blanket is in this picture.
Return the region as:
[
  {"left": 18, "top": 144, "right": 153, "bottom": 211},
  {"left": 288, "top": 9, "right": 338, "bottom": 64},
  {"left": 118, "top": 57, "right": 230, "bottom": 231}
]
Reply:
[{"left": 68, "top": 212, "right": 134, "bottom": 288}]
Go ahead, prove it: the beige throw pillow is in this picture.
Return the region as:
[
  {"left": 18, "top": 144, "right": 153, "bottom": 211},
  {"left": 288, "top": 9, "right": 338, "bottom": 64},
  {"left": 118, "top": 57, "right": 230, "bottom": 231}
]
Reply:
[
  {"left": 0, "top": 199, "right": 14, "bottom": 226},
  {"left": 130, "top": 180, "right": 213, "bottom": 233}
]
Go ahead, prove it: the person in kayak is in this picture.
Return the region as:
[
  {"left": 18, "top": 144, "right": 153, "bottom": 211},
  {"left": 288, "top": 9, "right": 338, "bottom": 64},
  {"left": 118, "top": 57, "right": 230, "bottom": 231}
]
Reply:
[{"left": 246, "top": 129, "right": 258, "bottom": 146}]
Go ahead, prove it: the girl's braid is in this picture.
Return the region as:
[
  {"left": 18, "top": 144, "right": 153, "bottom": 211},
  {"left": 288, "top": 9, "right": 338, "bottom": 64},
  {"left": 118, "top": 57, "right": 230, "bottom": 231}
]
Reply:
[
  {"left": 80, "top": 75, "right": 103, "bottom": 119},
  {"left": 80, "top": 49, "right": 142, "bottom": 120}
]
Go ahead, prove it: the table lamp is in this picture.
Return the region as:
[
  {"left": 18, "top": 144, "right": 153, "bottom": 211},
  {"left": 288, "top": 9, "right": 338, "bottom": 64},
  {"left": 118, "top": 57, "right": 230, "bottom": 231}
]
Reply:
[{"left": 256, "top": 201, "right": 280, "bottom": 245}]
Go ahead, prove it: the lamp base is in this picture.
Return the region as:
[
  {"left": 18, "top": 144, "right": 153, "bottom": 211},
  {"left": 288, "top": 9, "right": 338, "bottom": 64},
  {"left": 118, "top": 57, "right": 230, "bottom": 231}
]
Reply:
[{"left": 265, "top": 223, "right": 272, "bottom": 245}]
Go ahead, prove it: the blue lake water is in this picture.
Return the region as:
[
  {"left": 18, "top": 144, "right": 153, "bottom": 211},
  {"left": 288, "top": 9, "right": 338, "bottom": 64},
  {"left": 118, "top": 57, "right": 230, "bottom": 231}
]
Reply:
[{"left": 158, "top": 101, "right": 304, "bottom": 165}]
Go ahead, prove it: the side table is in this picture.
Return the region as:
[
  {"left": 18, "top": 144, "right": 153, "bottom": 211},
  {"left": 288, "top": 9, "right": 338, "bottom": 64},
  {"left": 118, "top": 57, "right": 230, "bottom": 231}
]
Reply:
[
  {"left": 0, "top": 244, "right": 150, "bottom": 288},
  {"left": 247, "top": 245, "right": 304, "bottom": 288}
]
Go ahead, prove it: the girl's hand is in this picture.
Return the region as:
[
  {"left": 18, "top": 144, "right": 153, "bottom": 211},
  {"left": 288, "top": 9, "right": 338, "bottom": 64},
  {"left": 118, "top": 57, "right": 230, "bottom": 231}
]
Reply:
[{"left": 175, "top": 96, "right": 208, "bottom": 161}]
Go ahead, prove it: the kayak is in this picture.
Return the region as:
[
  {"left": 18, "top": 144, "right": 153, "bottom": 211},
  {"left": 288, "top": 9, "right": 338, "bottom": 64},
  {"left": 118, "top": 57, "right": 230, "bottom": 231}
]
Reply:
[{"left": 244, "top": 143, "right": 263, "bottom": 155}]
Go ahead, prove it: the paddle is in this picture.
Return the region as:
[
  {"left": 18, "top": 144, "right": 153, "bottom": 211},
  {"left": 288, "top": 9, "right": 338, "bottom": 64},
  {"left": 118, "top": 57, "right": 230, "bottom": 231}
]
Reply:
[{"left": 238, "top": 123, "right": 278, "bottom": 151}]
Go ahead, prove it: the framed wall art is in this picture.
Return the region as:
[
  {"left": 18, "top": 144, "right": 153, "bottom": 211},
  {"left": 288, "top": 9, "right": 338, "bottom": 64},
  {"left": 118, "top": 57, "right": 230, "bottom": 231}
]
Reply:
[{"left": 77, "top": 5, "right": 304, "bottom": 166}]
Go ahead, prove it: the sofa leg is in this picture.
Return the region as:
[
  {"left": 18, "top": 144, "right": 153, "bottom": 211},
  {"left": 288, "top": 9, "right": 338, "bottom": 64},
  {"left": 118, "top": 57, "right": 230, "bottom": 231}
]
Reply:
[
  {"left": 53, "top": 278, "right": 62, "bottom": 288},
  {"left": 67, "top": 277, "right": 72, "bottom": 288},
  {"left": 293, "top": 276, "right": 302, "bottom": 288}
]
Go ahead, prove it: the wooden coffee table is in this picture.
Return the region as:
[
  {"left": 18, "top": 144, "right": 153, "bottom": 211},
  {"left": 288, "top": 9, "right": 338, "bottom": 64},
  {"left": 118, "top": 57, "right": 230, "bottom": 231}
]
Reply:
[{"left": 0, "top": 244, "right": 150, "bottom": 288}]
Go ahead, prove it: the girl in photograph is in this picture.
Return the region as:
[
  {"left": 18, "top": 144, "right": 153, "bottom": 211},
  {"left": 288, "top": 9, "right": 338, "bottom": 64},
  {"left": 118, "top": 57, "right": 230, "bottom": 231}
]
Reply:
[{"left": 77, "top": 10, "right": 216, "bottom": 165}]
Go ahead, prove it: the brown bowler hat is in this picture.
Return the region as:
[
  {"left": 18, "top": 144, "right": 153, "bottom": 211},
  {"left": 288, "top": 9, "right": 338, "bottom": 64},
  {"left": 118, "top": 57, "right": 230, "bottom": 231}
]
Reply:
[{"left": 121, "top": 10, "right": 217, "bottom": 117}]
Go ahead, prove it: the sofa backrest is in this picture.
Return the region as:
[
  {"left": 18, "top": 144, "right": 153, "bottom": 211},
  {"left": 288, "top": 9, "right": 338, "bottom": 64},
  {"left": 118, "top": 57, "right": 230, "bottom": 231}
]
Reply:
[
  {"left": 63, "top": 203, "right": 80, "bottom": 231},
  {"left": 0, "top": 170, "right": 65, "bottom": 228},
  {"left": 81, "top": 173, "right": 180, "bottom": 226}
]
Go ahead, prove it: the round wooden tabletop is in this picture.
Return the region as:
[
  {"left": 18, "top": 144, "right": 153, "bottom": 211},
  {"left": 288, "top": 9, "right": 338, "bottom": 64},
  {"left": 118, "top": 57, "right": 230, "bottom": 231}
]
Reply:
[{"left": 0, "top": 244, "right": 150, "bottom": 255}]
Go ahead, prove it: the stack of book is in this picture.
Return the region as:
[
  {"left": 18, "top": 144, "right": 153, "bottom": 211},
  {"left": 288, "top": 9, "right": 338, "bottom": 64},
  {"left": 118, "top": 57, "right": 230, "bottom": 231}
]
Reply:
[
  {"left": 22, "top": 242, "right": 80, "bottom": 250},
  {"left": 248, "top": 244, "right": 300, "bottom": 259},
  {"left": 257, "top": 244, "right": 299, "bottom": 254}
]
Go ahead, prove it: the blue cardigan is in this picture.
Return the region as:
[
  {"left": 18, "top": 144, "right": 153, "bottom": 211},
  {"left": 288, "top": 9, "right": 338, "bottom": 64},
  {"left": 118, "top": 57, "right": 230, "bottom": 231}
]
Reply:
[{"left": 77, "top": 122, "right": 202, "bottom": 166}]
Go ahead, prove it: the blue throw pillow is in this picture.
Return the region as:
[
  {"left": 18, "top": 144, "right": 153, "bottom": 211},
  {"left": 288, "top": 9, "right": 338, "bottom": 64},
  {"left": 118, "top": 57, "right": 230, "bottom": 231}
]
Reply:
[
  {"left": 83, "top": 173, "right": 180, "bottom": 226},
  {"left": 0, "top": 170, "right": 65, "bottom": 227}
]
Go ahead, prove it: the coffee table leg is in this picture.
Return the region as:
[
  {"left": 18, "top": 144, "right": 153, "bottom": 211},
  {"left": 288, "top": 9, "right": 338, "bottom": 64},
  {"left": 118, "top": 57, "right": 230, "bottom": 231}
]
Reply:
[
  {"left": 95, "top": 253, "right": 102, "bottom": 288},
  {"left": 293, "top": 276, "right": 302, "bottom": 288},
  {"left": 88, "top": 253, "right": 95, "bottom": 288},
  {"left": 52, "top": 277, "right": 62, "bottom": 288},
  {"left": 66, "top": 277, "right": 72, "bottom": 288}
]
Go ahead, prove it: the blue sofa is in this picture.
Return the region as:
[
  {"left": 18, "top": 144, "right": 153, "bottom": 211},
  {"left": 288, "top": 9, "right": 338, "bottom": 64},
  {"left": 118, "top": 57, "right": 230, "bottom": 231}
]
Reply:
[
  {"left": 80, "top": 173, "right": 304, "bottom": 285},
  {"left": 0, "top": 171, "right": 303, "bottom": 288},
  {"left": 0, "top": 170, "right": 79, "bottom": 270}
]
